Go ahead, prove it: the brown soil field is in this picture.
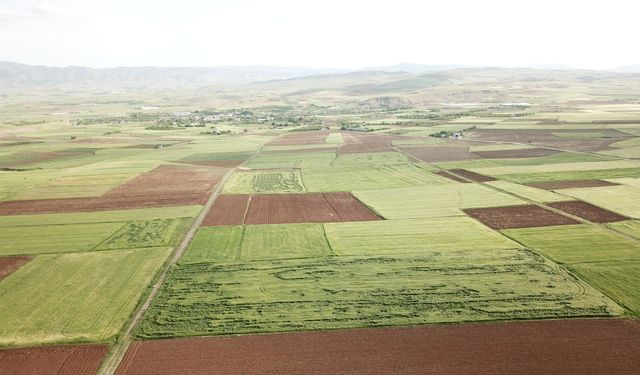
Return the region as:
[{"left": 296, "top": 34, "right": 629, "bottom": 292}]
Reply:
[
  {"left": 0, "top": 164, "right": 224, "bottom": 215},
  {"left": 527, "top": 179, "right": 620, "bottom": 190},
  {"left": 0, "top": 256, "right": 32, "bottom": 281},
  {"left": 434, "top": 170, "right": 471, "bottom": 183},
  {"left": 244, "top": 192, "right": 381, "bottom": 225},
  {"left": 549, "top": 201, "right": 628, "bottom": 223},
  {"left": 115, "top": 319, "right": 640, "bottom": 375},
  {"left": 447, "top": 169, "right": 496, "bottom": 182},
  {"left": 464, "top": 204, "right": 579, "bottom": 229},
  {"left": 0, "top": 152, "right": 84, "bottom": 168},
  {"left": 401, "top": 145, "right": 478, "bottom": 162},
  {"left": 339, "top": 132, "right": 395, "bottom": 153},
  {"left": 472, "top": 147, "right": 560, "bottom": 159},
  {"left": 202, "top": 194, "right": 250, "bottom": 226},
  {"left": 266, "top": 131, "right": 330, "bottom": 146},
  {"left": 0, "top": 344, "right": 108, "bottom": 375}
]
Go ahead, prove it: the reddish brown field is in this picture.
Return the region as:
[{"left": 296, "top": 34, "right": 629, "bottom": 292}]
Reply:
[
  {"left": 400, "top": 145, "right": 478, "bottom": 162},
  {"left": 201, "top": 194, "right": 250, "bottom": 226},
  {"left": 447, "top": 169, "right": 496, "bottom": 182},
  {"left": 471, "top": 147, "right": 560, "bottom": 159},
  {"left": 115, "top": 319, "right": 640, "bottom": 375},
  {"left": 0, "top": 256, "right": 32, "bottom": 280},
  {"left": 339, "top": 132, "right": 396, "bottom": 153},
  {"left": 434, "top": 170, "right": 471, "bottom": 183},
  {"left": 464, "top": 204, "right": 579, "bottom": 229},
  {"left": 0, "top": 151, "right": 84, "bottom": 168},
  {"left": 0, "top": 344, "right": 108, "bottom": 375},
  {"left": 549, "top": 201, "right": 628, "bottom": 223},
  {"left": 527, "top": 179, "right": 620, "bottom": 190},
  {"left": 0, "top": 164, "right": 225, "bottom": 216},
  {"left": 203, "top": 192, "right": 381, "bottom": 225},
  {"left": 266, "top": 131, "right": 330, "bottom": 146}
]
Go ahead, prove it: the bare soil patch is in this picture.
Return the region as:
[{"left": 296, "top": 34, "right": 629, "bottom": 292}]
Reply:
[
  {"left": 527, "top": 180, "right": 620, "bottom": 190},
  {"left": 115, "top": 319, "right": 640, "bottom": 375},
  {"left": 0, "top": 256, "right": 32, "bottom": 281},
  {"left": 236, "top": 192, "right": 381, "bottom": 225},
  {"left": 434, "top": 170, "right": 471, "bottom": 183},
  {"left": 447, "top": 169, "right": 496, "bottom": 182},
  {"left": 401, "top": 145, "right": 478, "bottom": 162},
  {"left": 549, "top": 201, "right": 628, "bottom": 223},
  {"left": 464, "top": 204, "right": 579, "bottom": 229},
  {"left": 202, "top": 194, "right": 250, "bottom": 226},
  {"left": 339, "top": 132, "right": 396, "bottom": 153},
  {"left": 472, "top": 147, "right": 560, "bottom": 159},
  {"left": 0, "top": 164, "right": 224, "bottom": 215},
  {"left": 0, "top": 344, "right": 108, "bottom": 375}
]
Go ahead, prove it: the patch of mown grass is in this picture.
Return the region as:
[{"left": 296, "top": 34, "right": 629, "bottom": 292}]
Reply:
[
  {"left": 223, "top": 170, "right": 306, "bottom": 194},
  {"left": 94, "top": 218, "right": 190, "bottom": 250}
]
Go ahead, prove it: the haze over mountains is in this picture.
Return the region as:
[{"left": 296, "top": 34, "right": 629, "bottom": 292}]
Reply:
[{"left": 1, "top": 60, "right": 639, "bottom": 92}]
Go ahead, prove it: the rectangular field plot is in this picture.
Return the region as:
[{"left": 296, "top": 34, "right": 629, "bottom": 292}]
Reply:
[
  {"left": 486, "top": 181, "right": 570, "bottom": 203},
  {"left": 0, "top": 247, "right": 171, "bottom": 346},
  {"left": 181, "top": 224, "right": 332, "bottom": 264},
  {"left": 137, "top": 249, "right": 620, "bottom": 338},
  {"left": 0, "top": 344, "right": 108, "bottom": 375},
  {"left": 94, "top": 218, "right": 191, "bottom": 250},
  {"left": 303, "top": 164, "right": 448, "bottom": 192},
  {"left": 245, "top": 152, "right": 335, "bottom": 169},
  {"left": 354, "top": 184, "right": 524, "bottom": 220},
  {"left": 497, "top": 168, "right": 640, "bottom": 184},
  {"left": 504, "top": 224, "right": 640, "bottom": 264},
  {"left": 464, "top": 205, "right": 579, "bottom": 229},
  {"left": 325, "top": 217, "right": 518, "bottom": 256},
  {"left": 558, "top": 185, "right": 640, "bottom": 218},
  {"left": 222, "top": 170, "right": 306, "bottom": 194},
  {"left": 203, "top": 192, "right": 380, "bottom": 226},
  {"left": 548, "top": 201, "right": 628, "bottom": 223}
]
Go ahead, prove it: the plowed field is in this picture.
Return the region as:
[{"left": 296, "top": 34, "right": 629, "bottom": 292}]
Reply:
[
  {"left": 0, "top": 344, "right": 108, "bottom": 375},
  {"left": 549, "top": 201, "right": 628, "bottom": 223},
  {"left": 527, "top": 179, "right": 620, "bottom": 190},
  {"left": 464, "top": 204, "right": 579, "bottom": 229},
  {"left": 0, "top": 256, "right": 32, "bottom": 280}
]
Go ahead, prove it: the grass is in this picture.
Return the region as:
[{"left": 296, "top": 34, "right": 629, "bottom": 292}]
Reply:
[
  {"left": 325, "top": 217, "right": 518, "bottom": 256},
  {"left": 353, "top": 184, "right": 523, "bottom": 219},
  {"left": 472, "top": 160, "right": 640, "bottom": 176},
  {"left": 94, "top": 218, "right": 190, "bottom": 250},
  {"left": 180, "top": 151, "right": 253, "bottom": 161},
  {"left": 486, "top": 181, "right": 570, "bottom": 203},
  {"left": 608, "top": 220, "right": 640, "bottom": 239},
  {"left": 325, "top": 133, "right": 344, "bottom": 144},
  {"left": 559, "top": 185, "right": 640, "bottom": 218},
  {"left": 498, "top": 168, "right": 640, "bottom": 184},
  {"left": 331, "top": 152, "right": 409, "bottom": 165},
  {"left": 303, "top": 164, "right": 448, "bottom": 191},
  {"left": 181, "top": 224, "right": 332, "bottom": 263},
  {"left": 0, "top": 247, "right": 171, "bottom": 346},
  {"left": 223, "top": 170, "right": 306, "bottom": 194},
  {"left": 504, "top": 224, "right": 640, "bottom": 315},
  {"left": 137, "top": 249, "right": 619, "bottom": 338}
]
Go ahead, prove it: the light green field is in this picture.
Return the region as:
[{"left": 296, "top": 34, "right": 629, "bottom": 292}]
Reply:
[
  {"left": 246, "top": 151, "right": 336, "bottom": 169},
  {"left": 0, "top": 206, "right": 201, "bottom": 227},
  {"left": 223, "top": 170, "right": 306, "bottom": 194},
  {"left": 0, "top": 247, "right": 171, "bottom": 346},
  {"left": 608, "top": 220, "right": 640, "bottom": 240},
  {"left": 353, "top": 184, "right": 523, "bottom": 219},
  {"left": 559, "top": 185, "right": 640, "bottom": 218},
  {"left": 180, "top": 151, "right": 253, "bottom": 162},
  {"left": 331, "top": 152, "right": 409, "bottom": 165},
  {"left": 486, "top": 180, "right": 570, "bottom": 203},
  {"left": 325, "top": 217, "right": 518, "bottom": 256},
  {"left": 181, "top": 224, "right": 332, "bottom": 263},
  {"left": 325, "top": 133, "right": 344, "bottom": 144},
  {"left": 303, "top": 164, "right": 448, "bottom": 191},
  {"left": 498, "top": 168, "right": 640, "bottom": 184},
  {"left": 504, "top": 224, "right": 640, "bottom": 315},
  {"left": 0, "top": 222, "right": 125, "bottom": 256},
  {"left": 137, "top": 248, "right": 620, "bottom": 338},
  {"left": 472, "top": 160, "right": 640, "bottom": 176},
  {"left": 95, "top": 218, "right": 190, "bottom": 250}
]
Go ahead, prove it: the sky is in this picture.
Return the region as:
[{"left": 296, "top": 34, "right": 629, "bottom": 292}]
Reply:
[{"left": 0, "top": 0, "right": 639, "bottom": 70}]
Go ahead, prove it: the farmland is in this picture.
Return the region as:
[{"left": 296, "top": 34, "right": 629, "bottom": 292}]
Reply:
[{"left": 2, "top": 65, "right": 640, "bottom": 374}]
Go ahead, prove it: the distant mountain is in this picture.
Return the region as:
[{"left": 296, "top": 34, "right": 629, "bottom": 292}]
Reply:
[
  {"left": 526, "top": 63, "right": 576, "bottom": 70},
  {"left": 362, "top": 63, "right": 466, "bottom": 73},
  {"left": 0, "top": 61, "right": 345, "bottom": 90},
  {"left": 612, "top": 65, "right": 640, "bottom": 73}
]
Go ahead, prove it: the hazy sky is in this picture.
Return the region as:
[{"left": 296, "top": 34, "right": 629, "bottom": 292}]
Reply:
[{"left": 1, "top": 0, "right": 638, "bottom": 69}]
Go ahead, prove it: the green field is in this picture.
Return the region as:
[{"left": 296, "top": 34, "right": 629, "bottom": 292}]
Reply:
[
  {"left": 353, "top": 184, "right": 524, "bottom": 219},
  {"left": 504, "top": 224, "right": 640, "bottom": 315},
  {"left": 223, "top": 170, "right": 306, "bottom": 194},
  {"left": 181, "top": 224, "right": 333, "bottom": 263},
  {"left": 303, "top": 164, "right": 447, "bottom": 191},
  {"left": 137, "top": 248, "right": 619, "bottom": 338},
  {"left": 559, "top": 185, "right": 640, "bottom": 218},
  {"left": 246, "top": 151, "right": 336, "bottom": 169},
  {"left": 0, "top": 247, "right": 171, "bottom": 346}
]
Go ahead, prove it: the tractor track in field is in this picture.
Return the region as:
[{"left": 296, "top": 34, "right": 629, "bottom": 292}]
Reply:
[{"left": 96, "top": 145, "right": 265, "bottom": 375}]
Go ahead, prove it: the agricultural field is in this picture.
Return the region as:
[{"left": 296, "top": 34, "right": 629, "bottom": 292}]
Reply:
[{"left": 3, "top": 65, "right": 640, "bottom": 374}]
